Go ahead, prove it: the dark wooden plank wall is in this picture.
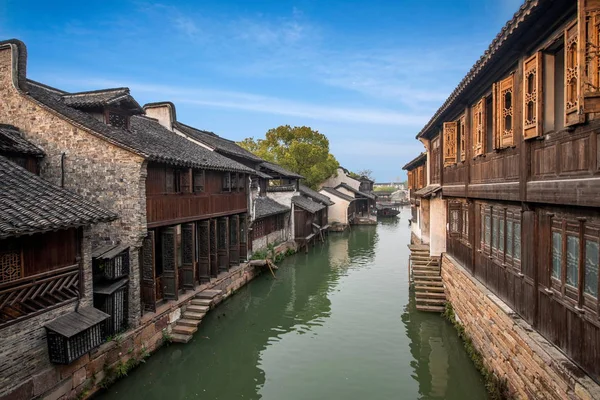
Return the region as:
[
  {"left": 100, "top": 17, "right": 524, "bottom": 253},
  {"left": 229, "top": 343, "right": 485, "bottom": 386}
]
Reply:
[
  {"left": 447, "top": 200, "right": 600, "bottom": 383},
  {"left": 0, "top": 229, "right": 80, "bottom": 278},
  {"left": 146, "top": 163, "right": 248, "bottom": 227}
]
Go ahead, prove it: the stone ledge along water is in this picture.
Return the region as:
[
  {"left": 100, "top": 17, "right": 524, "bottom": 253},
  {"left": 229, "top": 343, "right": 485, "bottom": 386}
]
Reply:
[{"left": 98, "top": 207, "right": 487, "bottom": 400}]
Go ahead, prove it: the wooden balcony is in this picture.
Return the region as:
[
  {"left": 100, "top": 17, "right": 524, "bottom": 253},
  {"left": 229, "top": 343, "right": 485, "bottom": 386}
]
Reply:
[
  {"left": 0, "top": 264, "right": 80, "bottom": 328},
  {"left": 147, "top": 192, "right": 247, "bottom": 227}
]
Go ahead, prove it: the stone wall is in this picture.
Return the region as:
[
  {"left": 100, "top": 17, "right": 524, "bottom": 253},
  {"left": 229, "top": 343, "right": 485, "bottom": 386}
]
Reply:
[
  {"left": 0, "top": 228, "right": 94, "bottom": 399},
  {"left": 0, "top": 44, "right": 148, "bottom": 326},
  {"left": 0, "top": 263, "right": 261, "bottom": 400},
  {"left": 442, "top": 254, "right": 600, "bottom": 400}
]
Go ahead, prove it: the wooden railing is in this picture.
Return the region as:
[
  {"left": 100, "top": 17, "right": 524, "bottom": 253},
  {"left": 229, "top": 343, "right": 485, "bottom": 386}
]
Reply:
[
  {"left": 0, "top": 264, "right": 80, "bottom": 327},
  {"left": 147, "top": 192, "right": 247, "bottom": 226}
]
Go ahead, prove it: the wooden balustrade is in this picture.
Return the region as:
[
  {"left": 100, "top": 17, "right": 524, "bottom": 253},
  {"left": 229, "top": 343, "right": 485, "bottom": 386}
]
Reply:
[
  {"left": 147, "top": 192, "right": 247, "bottom": 227},
  {"left": 0, "top": 264, "right": 80, "bottom": 327}
]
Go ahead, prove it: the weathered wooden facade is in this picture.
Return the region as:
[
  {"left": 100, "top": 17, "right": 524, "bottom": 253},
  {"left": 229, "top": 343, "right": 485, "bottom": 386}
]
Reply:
[{"left": 406, "top": 1, "right": 600, "bottom": 395}]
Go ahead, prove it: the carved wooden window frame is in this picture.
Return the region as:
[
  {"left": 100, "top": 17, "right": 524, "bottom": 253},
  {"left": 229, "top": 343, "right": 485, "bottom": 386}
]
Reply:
[
  {"left": 104, "top": 109, "right": 130, "bottom": 130},
  {"left": 565, "top": 22, "right": 582, "bottom": 126},
  {"left": 0, "top": 240, "right": 23, "bottom": 284},
  {"left": 461, "top": 202, "right": 470, "bottom": 244},
  {"left": 523, "top": 53, "right": 543, "bottom": 139},
  {"left": 448, "top": 202, "right": 461, "bottom": 237},
  {"left": 193, "top": 170, "right": 205, "bottom": 193},
  {"left": 494, "top": 74, "right": 515, "bottom": 149},
  {"left": 443, "top": 121, "right": 458, "bottom": 166},
  {"left": 581, "top": 1, "right": 600, "bottom": 102},
  {"left": 472, "top": 98, "right": 486, "bottom": 157},
  {"left": 222, "top": 172, "right": 231, "bottom": 192},
  {"left": 459, "top": 115, "right": 466, "bottom": 162}
]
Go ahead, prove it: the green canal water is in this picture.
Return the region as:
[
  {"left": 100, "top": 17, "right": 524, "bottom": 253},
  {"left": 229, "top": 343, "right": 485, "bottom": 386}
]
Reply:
[{"left": 99, "top": 208, "right": 488, "bottom": 400}]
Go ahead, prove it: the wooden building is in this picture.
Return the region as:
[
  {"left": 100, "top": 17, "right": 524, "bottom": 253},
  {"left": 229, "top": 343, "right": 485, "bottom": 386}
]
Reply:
[
  {"left": 403, "top": 152, "right": 427, "bottom": 243},
  {"left": 252, "top": 197, "right": 290, "bottom": 252},
  {"left": 405, "top": 1, "right": 600, "bottom": 396}
]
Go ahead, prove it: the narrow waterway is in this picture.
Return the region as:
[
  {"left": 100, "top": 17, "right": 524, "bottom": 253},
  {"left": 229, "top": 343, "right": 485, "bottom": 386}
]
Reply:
[{"left": 99, "top": 208, "right": 487, "bottom": 400}]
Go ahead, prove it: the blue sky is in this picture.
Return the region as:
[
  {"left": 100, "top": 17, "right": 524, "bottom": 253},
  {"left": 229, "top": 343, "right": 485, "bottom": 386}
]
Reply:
[{"left": 1, "top": 0, "right": 522, "bottom": 181}]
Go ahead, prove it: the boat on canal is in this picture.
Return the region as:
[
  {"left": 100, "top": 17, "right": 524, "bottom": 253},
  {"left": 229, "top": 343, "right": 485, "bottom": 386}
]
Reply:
[{"left": 374, "top": 203, "right": 401, "bottom": 218}]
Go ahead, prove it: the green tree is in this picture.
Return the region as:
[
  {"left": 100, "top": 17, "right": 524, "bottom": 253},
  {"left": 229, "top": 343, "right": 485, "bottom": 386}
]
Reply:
[{"left": 238, "top": 125, "right": 339, "bottom": 189}]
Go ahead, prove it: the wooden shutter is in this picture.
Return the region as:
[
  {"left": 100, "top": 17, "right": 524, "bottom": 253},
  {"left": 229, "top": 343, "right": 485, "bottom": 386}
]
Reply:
[
  {"left": 181, "top": 223, "right": 195, "bottom": 290},
  {"left": 193, "top": 170, "right": 205, "bottom": 192},
  {"left": 459, "top": 115, "right": 466, "bottom": 162},
  {"left": 165, "top": 168, "right": 175, "bottom": 193},
  {"left": 566, "top": 23, "right": 584, "bottom": 126},
  {"left": 210, "top": 219, "right": 218, "bottom": 277},
  {"left": 180, "top": 169, "right": 191, "bottom": 193},
  {"left": 443, "top": 122, "right": 457, "bottom": 166},
  {"left": 141, "top": 231, "right": 156, "bottom": 312},
  {"left": 197, "top": 220, "right": 210, "bottom": 283},
  {"left": 161, "top": 227, "right": 178, "bottom": 300},
  {"left": 472, "top": 98, "right": 486, "bottom": 157},
  {"left": 239, "top": 214, "right": 248, "bottom": 261},
  {"left": 496, "top": 75, "right": 515, "bottom": 148},
  {"left": 217, "top": 217, "right": 229, "bottom": 272},
  {"left": 523, "top": 53, "right": 543, "bottom": 139},
  {"left": 229, "top": 215, "right": 239, "bottom": 266},
  {"left": 448, "top": 202, "right": 461, "bottom": 238},
  {"left": 580, "top": 0, "right": 600, "bottom": 114}
]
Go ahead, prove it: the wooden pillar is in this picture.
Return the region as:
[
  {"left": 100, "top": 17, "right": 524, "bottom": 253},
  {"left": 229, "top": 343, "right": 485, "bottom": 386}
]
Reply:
[
  {"left": 239, "top": 214, "right": 248, "bottom": 261},
  {"left": 218, "top": 217, "right": 229, "bottom": 272},
  {"left": 181, "top": 223, "right": 196, "bottom": 290}
]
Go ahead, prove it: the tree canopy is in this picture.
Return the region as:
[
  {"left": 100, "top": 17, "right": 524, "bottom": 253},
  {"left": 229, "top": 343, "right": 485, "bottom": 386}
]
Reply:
[
  {"left": 348, "top": 169, "right": 374, "bottom": 181},
  {"left": 238, "top": 125, "right": 339, "bottom": 189}
]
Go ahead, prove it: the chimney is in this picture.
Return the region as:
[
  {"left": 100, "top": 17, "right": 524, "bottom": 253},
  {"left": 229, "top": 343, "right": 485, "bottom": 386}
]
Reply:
[{"left": 143, "top": 102, "right": 176, "bottom": 131}]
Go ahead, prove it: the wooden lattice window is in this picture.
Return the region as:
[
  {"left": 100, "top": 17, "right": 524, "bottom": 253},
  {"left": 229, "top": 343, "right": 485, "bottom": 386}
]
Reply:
[
  {"left": 193, "top": 170, "right": 205, "bottom": 193},
  {"left": 459, "top": 115, "right": 466, "bottom": 162},
  {"left": 222, "top": 172, "right": 231, "bottom": 192},
  {"left": 461, "top": 203, "right": 469, "bottom": 243},
  {"left": 524, "top": 53, "right": 543, "bottom": 139},
  {"left": 0, "top": 245, "right": 22, "bottom": 284},
  {"left": 494, "top": 75, "right": 514, "bottom": 148},
  {"left": 448, "top": 202, "right": 461, "bottom": 237},
  {"left": 443, "top": 121, "right": 457, "bottom": 166},
  {"left": 582, "top": 1, "right": 600, "bottom": 97},
  {"left": 107, "top": 112, "right": 128, "bottom": 129},
  {"left": 565, "top": 23, "right": 581, "bottom": 126},
  {"left": 472, "top": 98, "right": 486, "bottom": 157},
  {"left": 238, "top": 174, "right": 245, "bottom": 191}
]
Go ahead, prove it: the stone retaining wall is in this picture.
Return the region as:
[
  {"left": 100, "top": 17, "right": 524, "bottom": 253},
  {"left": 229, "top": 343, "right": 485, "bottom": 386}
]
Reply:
[
  {"left": 0, "top": 263, "right": 260, "bottom": 400},
  {"left": 442, "top": 254, "right": 600, "bottom": 400}
]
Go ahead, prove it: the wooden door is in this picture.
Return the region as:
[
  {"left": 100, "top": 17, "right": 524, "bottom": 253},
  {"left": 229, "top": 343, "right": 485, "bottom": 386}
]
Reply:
[
  {"left": 210, "top": 219, "right": 218, "bottom": 277},
  {"left": 218, "top": 217, "right": 229, "bottom": 272},
  {"left": 229, "top": 215, "right": 239, "bottom": 266},
  {"left": 141, "top": 231, "right": 156, "bottom": 312},
  {"left": 197, "top": 220, "right": 211, "bottom": 283},
  {"left": 161, "top": 227, "right": 178, "bottom": 300},
  {"left": 182, "top": 223, "right": 196, "bottom": 290},
  {"left": 239, "top": 214, "right": 248, "bottom": 261}
]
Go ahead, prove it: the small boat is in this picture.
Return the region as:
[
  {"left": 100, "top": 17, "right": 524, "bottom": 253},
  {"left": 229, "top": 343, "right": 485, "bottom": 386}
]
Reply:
[{"left": 375, "top": 205, "right": 400, "bottom": 218}]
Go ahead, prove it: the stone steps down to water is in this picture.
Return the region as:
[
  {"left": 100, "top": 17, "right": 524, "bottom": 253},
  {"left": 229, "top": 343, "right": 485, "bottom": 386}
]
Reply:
[
  {"left": 171, "top": 289, "right": 222, "bottom": 343},
  {"left": 408, "top": 244, "right": 447, "bottom": 313}
]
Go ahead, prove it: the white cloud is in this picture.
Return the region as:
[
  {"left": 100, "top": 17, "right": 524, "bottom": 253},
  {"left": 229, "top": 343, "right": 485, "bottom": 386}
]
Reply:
[{"left": 52, "top": 77, "right": 428, "bottom": 127}]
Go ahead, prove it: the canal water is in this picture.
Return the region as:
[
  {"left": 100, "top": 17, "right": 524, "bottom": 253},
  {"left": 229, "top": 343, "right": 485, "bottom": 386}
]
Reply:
[{"left": 99, "top": 207, "right": 488, "bottom": 400}]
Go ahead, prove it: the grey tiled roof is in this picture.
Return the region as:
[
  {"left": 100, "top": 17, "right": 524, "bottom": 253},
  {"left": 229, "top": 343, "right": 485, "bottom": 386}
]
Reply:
[
  {"left": 320, "top": 187, "right": 355, "bottom": 202},
  {"left": 0, "top": 156, "right": 116, "bottom": 238},
  {"left": 62, "top": 88, "right": 143, "bottom": 112},
  {"left": 129, "top": 116, "right": 254, "bottom": 173},
  {"left": 254, "top": 170, "right": 273, "bottom": 179},
  {"left": 292, "top": 195, "right": 325, "bottom": 214},
  {"left": 417, "top": 0, "right": 540, "bottom": 139},
  {"left": 402, "top": 152, "right": 427, "bottom": 171},
  {"left": 414, "top": 184, "right": 441, "bottom": 198},
  {"left": 0, "top": 125, "right": 44, "bottom": 156},
  {"left": 260, "top": 161, "right": 304, "bottom": 179},
  {"left": 299, "top": 184, "right": 334, "bottom": 206},
  {"left": 336, "top": 183, "right": 376, "bottom": 200},
  {"left": 26, "top": 82, "right": 252, "bottom": 173},
  {"left": 254, "top": 197, "right": 290, "bottom": 219},
  {"left": 174, "top": 122, "right": 264, "bottom": 163},
  {"left": 266, "top": 184, "right": 296, "bottom": 192}
]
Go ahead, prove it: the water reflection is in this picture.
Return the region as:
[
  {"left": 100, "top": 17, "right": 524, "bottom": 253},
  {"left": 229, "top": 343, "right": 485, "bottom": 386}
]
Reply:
[{"left": 99, "top": 215, "right": 486, "bottom": 400}]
